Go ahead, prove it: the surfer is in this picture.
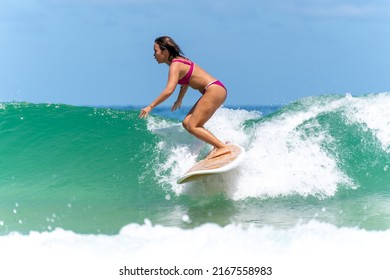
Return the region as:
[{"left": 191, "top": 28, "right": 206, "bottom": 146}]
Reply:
[{"left": 139, "top": 36, "right": 230, "bottom": 159}]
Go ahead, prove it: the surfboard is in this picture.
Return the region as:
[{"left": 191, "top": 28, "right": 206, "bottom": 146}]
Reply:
[{"left": 177, "top": 143, "right": 245, "bottom": 184}]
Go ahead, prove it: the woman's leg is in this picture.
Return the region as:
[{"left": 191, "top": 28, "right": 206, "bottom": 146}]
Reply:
[{"left": 182, "top": 85, "right": 230, "bottom": 158}]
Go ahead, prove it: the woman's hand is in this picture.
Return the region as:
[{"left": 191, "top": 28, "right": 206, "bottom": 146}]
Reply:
[
  {"left": 139, "top": 105, "right": 153, "bottom": 118},
  {"left": 171, "top": 100, "right": 182, "bottom": 111}
]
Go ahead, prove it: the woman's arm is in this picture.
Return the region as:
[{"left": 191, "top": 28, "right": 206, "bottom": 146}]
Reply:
[
  {"left": 171, "top": 85, "right": 188, "bottom": 111},
  {"left": 139, "top": 63, "right": 180, "bottom": 118}
]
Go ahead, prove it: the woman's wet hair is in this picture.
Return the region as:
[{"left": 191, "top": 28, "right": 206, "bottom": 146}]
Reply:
[{"left": 155, "top": 36, "right": 184, "bottom": 61}]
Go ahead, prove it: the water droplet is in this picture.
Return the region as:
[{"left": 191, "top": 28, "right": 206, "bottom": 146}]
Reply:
[
  {"left": 144, "top": 219, "right": 152, "bottom": 227},
  {"left": 182, "top": 214, "right": 191, "bottom": 223}
]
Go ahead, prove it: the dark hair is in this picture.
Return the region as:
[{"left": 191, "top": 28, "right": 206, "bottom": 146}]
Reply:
[{"left": 155, "top": 36, "right": 184, "bottom": 61}]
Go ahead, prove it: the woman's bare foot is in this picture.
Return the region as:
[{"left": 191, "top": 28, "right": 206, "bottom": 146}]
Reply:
[
  {"left": 206, "top": 146, "right": 231, "bottom": 159},
  {"left": 205, "top": 147, "right": 217, "bottom": 159}
]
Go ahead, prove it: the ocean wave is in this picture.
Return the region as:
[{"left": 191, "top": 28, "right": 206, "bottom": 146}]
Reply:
[{"left": 151, "top": 93, "right": 390, "bottom": 200}]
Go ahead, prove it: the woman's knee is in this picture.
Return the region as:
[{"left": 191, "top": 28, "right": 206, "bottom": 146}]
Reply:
[
  {"left": 183, "top": 120, "right": 197, "bottom": 133},
  {"left": 182, "top": 120, "right": 190, "bottom": 132}
]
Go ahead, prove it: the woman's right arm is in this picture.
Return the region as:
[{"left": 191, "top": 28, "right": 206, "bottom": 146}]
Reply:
[{"left": 139, "top": 63, "right": 181, "bottom": 118}]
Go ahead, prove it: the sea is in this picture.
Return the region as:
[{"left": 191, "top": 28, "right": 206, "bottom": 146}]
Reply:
[{"left": 1, "top": 93, "right": 390, "bottom": 279}]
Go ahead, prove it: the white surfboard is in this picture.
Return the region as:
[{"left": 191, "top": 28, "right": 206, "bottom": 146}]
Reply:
[{"left": 177, "top": 143, "right": 245, "bottom": 184}]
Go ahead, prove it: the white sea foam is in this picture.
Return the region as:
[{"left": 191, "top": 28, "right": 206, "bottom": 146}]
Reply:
[
  {"left": 343, "top": 92, "right": 390, "bottom": 152},
  {"left": 149, "top": 107, "right": 261, "bottom": 194},
  {"left": 0, "top": 221, "right": 388, "bottom": 280}
]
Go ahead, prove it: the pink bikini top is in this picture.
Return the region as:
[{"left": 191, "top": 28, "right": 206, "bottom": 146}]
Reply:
[{"left": 171, "top": 59, "right": 194, "bottom": 85}]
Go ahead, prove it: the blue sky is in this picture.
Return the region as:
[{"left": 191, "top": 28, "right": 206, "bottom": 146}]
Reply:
[{"left": 1, "top": 0, "right": 389, "bottom": 106}]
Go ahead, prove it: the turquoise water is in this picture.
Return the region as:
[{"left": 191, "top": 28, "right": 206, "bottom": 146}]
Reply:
[{"left": 1, "top": 93, "right": 390, "bottom": 236}]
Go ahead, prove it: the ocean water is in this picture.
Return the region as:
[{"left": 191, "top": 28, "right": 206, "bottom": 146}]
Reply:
[{"left": 1, "top": 93, "right": 390, "bottom": 279}]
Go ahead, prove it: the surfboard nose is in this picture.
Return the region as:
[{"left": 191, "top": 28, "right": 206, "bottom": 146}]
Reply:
[{"left": 177, "top": 143, "right": 245, "bottom": 184}]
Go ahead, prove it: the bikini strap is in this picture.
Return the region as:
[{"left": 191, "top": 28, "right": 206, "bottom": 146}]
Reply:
[{"left": 171, "top": 59, "right": 192, "bottom": 66}]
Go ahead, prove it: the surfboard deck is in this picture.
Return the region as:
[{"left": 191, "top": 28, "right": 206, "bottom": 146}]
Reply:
[{"left": 177, "top": 143, "right": 245, "bottom": 184}]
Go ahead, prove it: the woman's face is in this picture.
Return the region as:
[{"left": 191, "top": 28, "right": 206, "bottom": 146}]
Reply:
[{"left": 153, "top": 43, "right": 168, "bottom": 63}]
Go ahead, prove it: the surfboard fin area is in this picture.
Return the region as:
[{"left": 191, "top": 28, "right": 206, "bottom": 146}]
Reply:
[{"left": 177, "top": 143, "right": 245, "bottom": 184}]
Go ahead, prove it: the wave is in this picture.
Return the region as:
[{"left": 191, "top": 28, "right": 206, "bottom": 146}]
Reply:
[
  {"left": 3, "top": 94, "right": 390, "bottom": 202},
  {"left": 151, "top": 93, "right": 390, "bottom": 200}
]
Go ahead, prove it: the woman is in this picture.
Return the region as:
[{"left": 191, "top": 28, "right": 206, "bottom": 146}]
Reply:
[{"left": 139, "top": 36, "right": 230, "bottom": 159}]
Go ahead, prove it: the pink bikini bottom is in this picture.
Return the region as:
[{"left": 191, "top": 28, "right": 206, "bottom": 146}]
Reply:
[{"left": 202, "top": 80, "right": 227, "bottom": 94}]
